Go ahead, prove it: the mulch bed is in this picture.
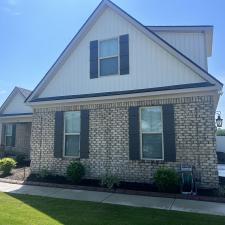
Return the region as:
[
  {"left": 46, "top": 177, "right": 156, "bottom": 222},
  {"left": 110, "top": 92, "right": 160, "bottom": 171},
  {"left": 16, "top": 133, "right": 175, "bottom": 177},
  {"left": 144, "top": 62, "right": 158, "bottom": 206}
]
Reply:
[
  {"left": 0, "top": 167, "right": 31, "bottom": 181},
  {"left": 1, "top": 166, "right": 225, "bottom": 204}
]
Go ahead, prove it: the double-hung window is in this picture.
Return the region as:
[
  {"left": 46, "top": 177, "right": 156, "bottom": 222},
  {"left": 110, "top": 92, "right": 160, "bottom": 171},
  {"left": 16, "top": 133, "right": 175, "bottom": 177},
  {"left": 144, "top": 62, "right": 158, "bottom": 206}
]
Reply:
[
  {"left": 140, "top": 107, "right": 163, "bottom": 160},
  {"left": 5, "top": 124, "right": 13, "bottom": 146},
  {"left": 99, "top": 38, "right": 119, "bottom": 76},
  {"left": 64, "top": 111, "right": 80, "bottom": 157}
]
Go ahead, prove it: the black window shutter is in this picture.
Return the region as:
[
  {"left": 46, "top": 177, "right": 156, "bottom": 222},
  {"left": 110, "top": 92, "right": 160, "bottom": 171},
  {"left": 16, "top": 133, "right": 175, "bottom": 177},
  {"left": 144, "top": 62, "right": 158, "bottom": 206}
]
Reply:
[
  {"left": 1, "top": 124, "right": 6, "bottom": 146},
  {"left": 129, "top": 106, "right": 140, "bottom": 160},
  {"left": 90, "top": 40, "right": 98, "bottom": 79},
  {"left": 119, "top": 34, "right": 129, "bottom": 75},
  {"left": 12, "top": 124, "right": 16, "bottom": 147},
  {"left": 54, "top": 111, "right": 64, "bottom": 158},
  {"left": 80, "top": 110, "right": 89, "bottom": 159},
  {"left": 162, "top": 104, "right": 176, "bottom": 162}
]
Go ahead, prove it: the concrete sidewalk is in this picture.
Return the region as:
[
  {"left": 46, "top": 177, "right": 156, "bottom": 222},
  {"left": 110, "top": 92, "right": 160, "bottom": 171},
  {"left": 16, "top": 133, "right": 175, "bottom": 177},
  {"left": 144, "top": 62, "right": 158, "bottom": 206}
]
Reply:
[{"left": 1, "top": 181, "right": 225, "bottom": 216}]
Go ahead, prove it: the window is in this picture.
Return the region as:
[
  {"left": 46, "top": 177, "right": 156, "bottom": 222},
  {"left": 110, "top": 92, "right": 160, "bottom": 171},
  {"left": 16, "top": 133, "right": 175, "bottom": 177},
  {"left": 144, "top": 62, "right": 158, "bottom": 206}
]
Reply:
[
  {"left": 64, "top": 111, "right": 80, "bottom": 157},
  {"left": 5, "top": 124, "right": 13, "bottom": 146},
  {"left": 140, "top": 107, "right": 163, "bottom": 160},
  {"left": 99, "top": 38, "right": 119, "bottom": 76}
]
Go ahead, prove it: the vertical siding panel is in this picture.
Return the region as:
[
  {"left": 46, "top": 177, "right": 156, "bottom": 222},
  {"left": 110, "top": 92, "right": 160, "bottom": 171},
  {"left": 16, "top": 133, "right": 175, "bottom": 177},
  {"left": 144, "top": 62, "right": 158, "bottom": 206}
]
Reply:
[
  {"left": 39, "top": 9, "right": 207, "bottom": 99},
  {"left": 3, "top": 93, "right": 32, "bottom": 114}
]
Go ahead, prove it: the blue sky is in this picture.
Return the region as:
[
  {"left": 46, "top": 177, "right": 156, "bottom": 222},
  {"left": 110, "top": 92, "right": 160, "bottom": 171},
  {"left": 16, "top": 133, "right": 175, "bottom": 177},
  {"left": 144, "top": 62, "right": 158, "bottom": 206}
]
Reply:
[{"left": 0, "top": 0, "right": 224, "bottom": 126}]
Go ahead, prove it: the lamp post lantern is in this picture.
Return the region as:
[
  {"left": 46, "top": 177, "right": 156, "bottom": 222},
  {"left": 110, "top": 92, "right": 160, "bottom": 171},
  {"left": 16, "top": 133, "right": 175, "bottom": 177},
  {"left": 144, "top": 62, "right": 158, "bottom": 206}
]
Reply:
[{"left": 216, "top": 111, "right": 223, "bottom": 128}]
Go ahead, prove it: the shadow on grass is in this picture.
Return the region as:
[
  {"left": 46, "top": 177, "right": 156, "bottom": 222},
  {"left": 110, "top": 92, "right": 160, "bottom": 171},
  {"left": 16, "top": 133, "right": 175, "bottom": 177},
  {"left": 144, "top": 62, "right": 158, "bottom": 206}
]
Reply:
[{"left": 2, "top": 188, "right": 225, "bottom": 225}]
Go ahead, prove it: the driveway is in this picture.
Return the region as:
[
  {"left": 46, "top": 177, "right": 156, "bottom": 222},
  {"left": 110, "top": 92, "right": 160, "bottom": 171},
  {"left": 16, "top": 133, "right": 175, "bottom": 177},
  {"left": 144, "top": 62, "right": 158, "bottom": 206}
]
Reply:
[{"left": 218, "top": 164, "right": 225, "bottom": 177}]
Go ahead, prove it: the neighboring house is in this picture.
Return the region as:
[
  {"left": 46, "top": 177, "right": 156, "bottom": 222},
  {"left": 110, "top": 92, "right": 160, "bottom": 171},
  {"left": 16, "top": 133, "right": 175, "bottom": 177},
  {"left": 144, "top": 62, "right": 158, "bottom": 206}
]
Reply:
[
  {"left": 0, "top": 87, "right": 32, "bottom": 158},
  {"left": 22, "top": 0, "right": 222, "bottom": 188},
  {"left": 216, "top": 136, "right": 225, "bottom": 164},
  {"left": 216, "top": 136, "right": 225, "bottom": 153}
]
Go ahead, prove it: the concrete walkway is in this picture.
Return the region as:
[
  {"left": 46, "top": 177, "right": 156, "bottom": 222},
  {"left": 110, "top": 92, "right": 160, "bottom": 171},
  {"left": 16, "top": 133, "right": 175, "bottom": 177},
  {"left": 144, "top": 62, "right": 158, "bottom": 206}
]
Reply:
[{"left": 1, "top": 182, "right": 225, "bottom": 216}]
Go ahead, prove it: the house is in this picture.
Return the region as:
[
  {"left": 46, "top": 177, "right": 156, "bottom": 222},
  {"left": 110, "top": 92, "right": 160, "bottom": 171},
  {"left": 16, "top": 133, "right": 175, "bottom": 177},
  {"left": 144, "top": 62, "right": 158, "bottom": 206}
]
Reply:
[
  {"left": 3, "top": 0, "right": 222, "bottom": 188},
  {"left": 0, "top": 87, "right": 32, "bottom": 158}
]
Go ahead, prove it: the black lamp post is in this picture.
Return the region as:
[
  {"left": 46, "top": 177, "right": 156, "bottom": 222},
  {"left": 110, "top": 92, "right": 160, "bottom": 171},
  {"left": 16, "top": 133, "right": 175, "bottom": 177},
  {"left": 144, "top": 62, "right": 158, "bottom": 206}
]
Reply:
[{"left": 216, "top": 111, "right": 223, "bottom": 128}]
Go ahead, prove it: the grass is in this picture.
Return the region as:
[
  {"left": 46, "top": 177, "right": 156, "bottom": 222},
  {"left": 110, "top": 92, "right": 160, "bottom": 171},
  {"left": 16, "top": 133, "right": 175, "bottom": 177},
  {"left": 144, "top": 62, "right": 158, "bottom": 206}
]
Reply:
[{"left": 0, "top": 193, "right": 224, "bottom": 225}]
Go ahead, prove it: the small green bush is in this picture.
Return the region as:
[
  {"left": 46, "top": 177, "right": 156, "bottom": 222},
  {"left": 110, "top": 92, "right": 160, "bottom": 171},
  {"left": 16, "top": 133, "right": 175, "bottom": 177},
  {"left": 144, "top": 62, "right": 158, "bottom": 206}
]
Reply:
[
  {"left": 101, "top": 174, "right": 120, "bottom": 189},
  {"left": 37, "top": 169, "right": 52, "bottom": 179},
  {"left": 216, "top": 185, "right": 225, "bottom": 197},
  {"left": 154, "top": 167, "right": 180, "bottom": 193},
  {"left": 66, "top": 161, "right": 85, "bottom": 183},
  {"left": 216, "top": 128, "right": 225, "bottom": 136},
  {"left": 15, "top": 154, "right": 26, "bottom": 166},
  {"left": 0, "top": 157, "right": 17, "bottom": 175}
]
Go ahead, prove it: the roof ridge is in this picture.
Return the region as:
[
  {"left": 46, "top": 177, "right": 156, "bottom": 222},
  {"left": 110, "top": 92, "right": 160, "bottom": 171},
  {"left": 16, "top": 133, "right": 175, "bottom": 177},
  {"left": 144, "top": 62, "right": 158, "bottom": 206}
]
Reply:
[
  {"left": 15, "top": 86, "right": 32, "bottom": 98},
  {"left": 16, "top": 86, "right": 31, "bottom": 92}
]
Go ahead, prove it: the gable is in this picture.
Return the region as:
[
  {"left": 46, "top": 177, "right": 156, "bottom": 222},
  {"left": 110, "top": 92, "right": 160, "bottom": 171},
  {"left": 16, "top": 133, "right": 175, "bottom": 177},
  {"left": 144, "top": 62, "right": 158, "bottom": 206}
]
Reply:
[
  {"left": 27, "top": 1, "right": 222, "bottom": 103},
  {"left": 1, "top": 91, "right": 32, "bottom": 115},
  {"left": 38, "top": 8, "right": 208, "bottom": 99}
]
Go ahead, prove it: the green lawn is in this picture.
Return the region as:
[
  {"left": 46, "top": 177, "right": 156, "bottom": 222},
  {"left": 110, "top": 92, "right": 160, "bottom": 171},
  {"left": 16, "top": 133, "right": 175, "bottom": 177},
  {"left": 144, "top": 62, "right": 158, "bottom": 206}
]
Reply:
[{"left": 0, "top": 193, "right": 224, "bottom": 225}]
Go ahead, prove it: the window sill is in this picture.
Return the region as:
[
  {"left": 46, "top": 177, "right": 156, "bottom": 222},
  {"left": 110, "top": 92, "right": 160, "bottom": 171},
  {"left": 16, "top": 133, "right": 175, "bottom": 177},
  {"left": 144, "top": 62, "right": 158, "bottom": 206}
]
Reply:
[
  {"left": 129, "top": 159, "right": 165, "bottom": 164},
  {"left": 141, "top": 158, "right": 164, "bottom": 161},
  {"left": 63, "top": 156, "right": 80, "bottom": 160},
  {"left": 95, "top": 73, "right": 130, "bottom": 78}
]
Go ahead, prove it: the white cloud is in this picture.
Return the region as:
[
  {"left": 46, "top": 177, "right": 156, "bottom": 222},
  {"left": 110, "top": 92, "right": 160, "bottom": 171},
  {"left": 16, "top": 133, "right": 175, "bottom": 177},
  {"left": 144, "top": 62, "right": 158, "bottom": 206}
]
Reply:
[
  {"left": 8, "top": 0, "right": 18, "bottom": 6},
  {"left": 0, "top": 0, "right": 22, "bottom": 16}
]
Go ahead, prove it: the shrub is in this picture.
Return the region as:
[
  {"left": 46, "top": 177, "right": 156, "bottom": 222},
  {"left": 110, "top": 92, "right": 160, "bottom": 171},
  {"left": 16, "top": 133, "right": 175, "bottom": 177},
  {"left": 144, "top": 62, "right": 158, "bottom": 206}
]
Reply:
[
  {"left": 37, "top": 169, "right": 52, "bottom": 179},
  {"left": 66, "top": 161, "right": 85, "bottom": 183},
  {"left": 216, "top": 128, "right": 225, "bottom": 136},
  {"left": 101, "top": 174, "right": 120, "bottom": 189},
  {"left": 0, "top": 157, "right": 17, "bottom": 175},
  {"left": 15, "top": 154, "right": 26, "bottom": 166},
  {"left": 216, "top": 185, "right": 225, "bottom": 197},
  {"left": 154, "top": 167, "right": 180, "bottom": 193}
]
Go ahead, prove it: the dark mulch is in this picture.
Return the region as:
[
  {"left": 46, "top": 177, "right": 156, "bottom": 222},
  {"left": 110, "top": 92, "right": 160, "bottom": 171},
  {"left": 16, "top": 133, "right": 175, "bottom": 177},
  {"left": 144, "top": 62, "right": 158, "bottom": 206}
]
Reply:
[{"left": 1, "top": 166, "right": 225, "bottom": 203}]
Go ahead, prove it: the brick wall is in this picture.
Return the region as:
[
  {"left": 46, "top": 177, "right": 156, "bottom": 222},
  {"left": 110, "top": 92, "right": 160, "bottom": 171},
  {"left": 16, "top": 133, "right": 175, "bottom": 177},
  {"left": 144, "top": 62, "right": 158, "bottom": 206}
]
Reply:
[
  {"left": 30, "top": 95, "right": 218, "bottom": 188},
  {"left": 15, "top": 122, "right": 32, "bottom": 157}
]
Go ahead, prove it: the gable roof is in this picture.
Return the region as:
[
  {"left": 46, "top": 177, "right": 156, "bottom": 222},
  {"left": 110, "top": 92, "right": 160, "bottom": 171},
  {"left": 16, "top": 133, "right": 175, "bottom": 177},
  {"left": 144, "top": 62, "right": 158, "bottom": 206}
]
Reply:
[
  {"left": 0, "top": 87, "right": 31, "bottom": 115},
  {"left": 17, "top": 87, "right": 31, "bottom": 98},
  {"left": 26, "top": 0, "right": 223, "bottom": 103}
]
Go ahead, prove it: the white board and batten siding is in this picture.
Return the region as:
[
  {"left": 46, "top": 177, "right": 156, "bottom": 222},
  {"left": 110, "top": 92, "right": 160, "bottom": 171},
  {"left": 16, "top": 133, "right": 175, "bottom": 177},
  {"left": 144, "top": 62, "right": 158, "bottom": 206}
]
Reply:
[
  {"left": 2, "top": 92, "right": 32, "bottom": 115},
  {"left": 153, "top": 31, "right": 208, "bottom": 70},
  {"left": 39, "top": 8, "right": 206, "bottom": 99}
]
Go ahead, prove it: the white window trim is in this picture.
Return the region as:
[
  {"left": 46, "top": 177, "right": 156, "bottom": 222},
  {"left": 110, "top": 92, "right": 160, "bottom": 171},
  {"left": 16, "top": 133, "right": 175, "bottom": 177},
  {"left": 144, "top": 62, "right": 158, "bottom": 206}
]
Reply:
[
  {"left": 98, "top": 37, "right": 120, "bottom": 77},
  {"left": 5, "top": 124, "right": 13, "bottom": 147},
  {"left": 63, "top": 112, "right": 81, "bottom": 158},
  {"left": 139, "top": 106, "right": 164, "bottom": 161}
]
